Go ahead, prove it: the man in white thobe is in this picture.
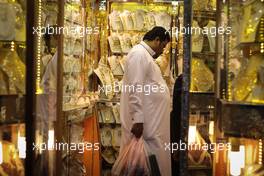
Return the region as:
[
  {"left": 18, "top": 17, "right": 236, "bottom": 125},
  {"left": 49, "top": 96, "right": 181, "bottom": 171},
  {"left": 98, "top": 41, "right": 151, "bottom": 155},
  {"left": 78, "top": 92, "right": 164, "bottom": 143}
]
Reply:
[{"left": 120, "top": 27, "right": 171, "bottom": 176}]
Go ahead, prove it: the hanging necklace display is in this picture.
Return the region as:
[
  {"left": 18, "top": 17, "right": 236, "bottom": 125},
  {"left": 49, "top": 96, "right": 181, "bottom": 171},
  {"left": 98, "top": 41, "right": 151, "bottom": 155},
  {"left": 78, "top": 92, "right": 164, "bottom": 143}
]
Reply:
[
  {"left": 131, "top": 10, "right": 145, "bottom": 31},
  {"left": 94, "top": 60, "right": 115, "bottom": 100},
  {"left": 99, "top": 105, "right": 115, "bottom": 124},
  {"left": 119, "top": 34, "right": 132, "bottom": 53},
  {"left": 100, "top": 126, "right": 113, "bottom": 147},
  {"left": 112, "top": 104, "right": 121, "bottom": 124},
  {"left": 192, "top": 20, "right": 204, "bottom": 52},
  {"left": 108, "top": 56, "right": 124, "bottom": 76}
]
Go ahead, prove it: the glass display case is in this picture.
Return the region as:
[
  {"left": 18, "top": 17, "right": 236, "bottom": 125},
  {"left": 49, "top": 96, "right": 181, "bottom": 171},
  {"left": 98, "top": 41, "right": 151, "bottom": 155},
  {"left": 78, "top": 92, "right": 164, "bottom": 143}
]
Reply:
[
  {"left": 0, "top": 0, "right": 26, "bottom": 175},
  {"left": 215, "top": 0, "right": 264, "bottom": 175},
  {"left": 28, "top": 0, "right": 102, "bottom": 174},
  {"left": 185, "top": 1, "right": 217, "bottom": 175}
]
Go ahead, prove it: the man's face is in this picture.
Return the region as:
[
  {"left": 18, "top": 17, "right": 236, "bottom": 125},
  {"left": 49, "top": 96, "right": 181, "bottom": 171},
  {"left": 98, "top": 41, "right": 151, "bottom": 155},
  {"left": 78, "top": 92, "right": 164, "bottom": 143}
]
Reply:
[{"left": 153, "top": 38, "right": 168, "bottom": 58}]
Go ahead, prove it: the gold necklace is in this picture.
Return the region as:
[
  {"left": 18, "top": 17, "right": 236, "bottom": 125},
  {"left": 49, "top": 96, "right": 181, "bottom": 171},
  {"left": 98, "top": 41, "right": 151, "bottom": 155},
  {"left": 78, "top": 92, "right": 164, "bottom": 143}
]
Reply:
[{"left": 99, "top": 66, "right": 115, "bottom": 99}]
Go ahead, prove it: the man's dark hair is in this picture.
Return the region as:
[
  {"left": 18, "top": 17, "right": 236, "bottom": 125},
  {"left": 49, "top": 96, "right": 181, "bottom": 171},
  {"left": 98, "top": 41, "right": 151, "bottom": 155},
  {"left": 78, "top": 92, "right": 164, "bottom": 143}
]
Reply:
[
  {"left": 43, "top": 26, "right": 58, "bottom": 54},
  {"left": 143, "top": 26, "right": 170, "bottom": 42}
]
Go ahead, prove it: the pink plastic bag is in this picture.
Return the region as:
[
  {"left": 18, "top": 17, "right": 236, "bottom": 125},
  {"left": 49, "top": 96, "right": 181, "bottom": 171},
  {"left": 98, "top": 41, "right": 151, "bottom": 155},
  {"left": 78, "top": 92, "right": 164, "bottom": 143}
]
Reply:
[{"left": 111, "top": 137, "right": 149, "bottom": 176}]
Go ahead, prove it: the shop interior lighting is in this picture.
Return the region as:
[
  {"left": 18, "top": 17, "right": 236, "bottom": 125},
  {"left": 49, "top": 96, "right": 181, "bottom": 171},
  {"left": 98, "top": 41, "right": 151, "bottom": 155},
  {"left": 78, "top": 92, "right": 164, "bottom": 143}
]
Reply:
[
  {"left": 18, "top": 137, "right": 26, "bottom": 159},
  {"left": 36, "top": 130, "right": 43, "bottom": 154},
  {"left": 48, "top": 130, "right": 54, "bottom": 150},
  {"left": 229, "top": 145, "right": 245, "bottom": 176},
  {"left": 17, "top": 129, "right": 26, "bottom": 159},
  {"left": 188, "top": 126, "right": 197, "bottom": 144},
  {"left": 36, "top": 0, "right": 42, "bottom": 94},
  {"left": 209, "top": 121, "right": 214, "bottom": 136},
  {"left": 260, "top": 16, "right": 264, "bottom": 53},
  {"left": 11, "top": 41, "right": 15, "bottom": 51},
  {"left": 171, "top": 1, "right": 178, "bottom": 6},
  {"left": 227, "top": 6, "right": 232, "bottom": 101}
]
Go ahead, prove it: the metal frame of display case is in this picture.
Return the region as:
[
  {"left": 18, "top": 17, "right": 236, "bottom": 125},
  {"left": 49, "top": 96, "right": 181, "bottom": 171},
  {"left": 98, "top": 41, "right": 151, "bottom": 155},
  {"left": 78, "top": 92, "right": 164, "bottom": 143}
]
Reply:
[
  {"left": 180, "top": 0, "right": 192, "bottom": 175},
  {"left": 215, "top": 0, "right": 264, "bottom": 175},
  {"left": 25, "top": 0, "right": 37, "bottom": 175}
]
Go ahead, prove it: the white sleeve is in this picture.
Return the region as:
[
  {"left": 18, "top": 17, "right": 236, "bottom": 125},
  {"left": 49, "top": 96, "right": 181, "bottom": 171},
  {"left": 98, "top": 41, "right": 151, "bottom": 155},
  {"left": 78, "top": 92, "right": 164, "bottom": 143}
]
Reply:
[
  {"left": 126, "top": 51, "right": 147, "bottom": 123},
  {"left": 41, "top": 52, "right": 58, "bottom": 93}
]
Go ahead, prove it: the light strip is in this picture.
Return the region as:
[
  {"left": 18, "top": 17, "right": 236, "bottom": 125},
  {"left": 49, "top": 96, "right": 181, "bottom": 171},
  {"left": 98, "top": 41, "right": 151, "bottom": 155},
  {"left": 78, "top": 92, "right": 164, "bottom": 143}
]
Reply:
[
  {"left": 36, "top": 0, "right": 42, "bottom": 94},
  {"left": 227, "top": 6, "right": 232, "bottom": 101},
  {"left": 259, "top": 139, "right": 263, "bottom": 164},
  {"left": 260, "top": 16, "right": 263, "bottom": 53}
]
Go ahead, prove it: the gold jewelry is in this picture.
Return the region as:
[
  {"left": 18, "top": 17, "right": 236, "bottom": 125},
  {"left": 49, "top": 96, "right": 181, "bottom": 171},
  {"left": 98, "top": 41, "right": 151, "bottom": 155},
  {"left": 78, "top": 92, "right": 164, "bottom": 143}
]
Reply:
[
  {"left": 233, "top": 53, "right": 264, "bottom": 101},
  {"left": 95, "top": 64, "right": 115, "bottom": 99},
  {"left": 191, "top": 58, "right": 214, "bottom": 92},
  {"left": 240, "top": 1, "right": 264, "bottom": 43}
]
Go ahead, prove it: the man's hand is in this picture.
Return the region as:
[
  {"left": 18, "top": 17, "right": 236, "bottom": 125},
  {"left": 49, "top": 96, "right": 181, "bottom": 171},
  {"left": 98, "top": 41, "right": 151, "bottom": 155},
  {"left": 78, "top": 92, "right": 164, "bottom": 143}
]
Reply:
[{"left": 131, "top": 123, "right": 143, "bottom": 138}]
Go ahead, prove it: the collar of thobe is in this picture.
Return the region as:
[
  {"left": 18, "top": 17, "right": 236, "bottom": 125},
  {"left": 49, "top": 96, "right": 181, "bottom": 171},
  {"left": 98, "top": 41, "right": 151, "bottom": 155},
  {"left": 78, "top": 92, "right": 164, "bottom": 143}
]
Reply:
[{"left": 140, "top": 41, "right": 156, "bottom": 57}]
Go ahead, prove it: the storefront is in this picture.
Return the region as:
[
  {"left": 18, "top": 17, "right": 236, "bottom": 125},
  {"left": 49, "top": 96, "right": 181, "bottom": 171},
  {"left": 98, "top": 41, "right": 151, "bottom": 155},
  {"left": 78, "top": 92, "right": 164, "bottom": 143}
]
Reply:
[{"left": 0, "top": 0, "right": 263, "bottom": 175}]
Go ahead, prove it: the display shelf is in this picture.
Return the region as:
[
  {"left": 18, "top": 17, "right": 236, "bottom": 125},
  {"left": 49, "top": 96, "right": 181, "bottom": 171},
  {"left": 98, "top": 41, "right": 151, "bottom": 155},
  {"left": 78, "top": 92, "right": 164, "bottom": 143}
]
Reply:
[
  {"left": 0, "top": 40, "right": 26, "bottom": 44},
  {"left": 190, "top": 107, "right": 214, "bottom": 111},
  {"left": 218, "top": 99, "right": 264, "bottom": 139},
  {"left": 112, "top": 74, "right": 124, "bottom": 77},
  {"left": 63, "top": 103, "right": 93, "bottom": 112},
  {"left": 192, "top": 52, "right": 216, "bottom": 58},
  {"left": 97, "top": 98, "right": 120, "bottom": 103},
  {"left": 190, "top": 92, "right": 215, "bottom": 95},
  {"left": 63, "top": 71, "right": 82, "bottom": 73},
  {"left": 109, "top": 0, "right": 145, "bottom": 3},
  {"left": 235, "top": 42, "right": 264, "bottom": 48},
  {"left": 193, "top": 10, "right": 216, "bottom": 20},
  {"left": 0, "top": 119, "right": 24, "bottom": 126},
  {"left": 44, "top": 0, "right": 57, "bottom": 3},
  {"left": 109, "top": 0, "right": 174, "bottom": 5},
  {"left": 67, "top": 115, "right": 93, "bottom": 124},
  {"left": 110, "top": 30, "right": 147, "bottom": 33},
  {"left": 220, "top": 100, "right": 264, "bottom": 107}
]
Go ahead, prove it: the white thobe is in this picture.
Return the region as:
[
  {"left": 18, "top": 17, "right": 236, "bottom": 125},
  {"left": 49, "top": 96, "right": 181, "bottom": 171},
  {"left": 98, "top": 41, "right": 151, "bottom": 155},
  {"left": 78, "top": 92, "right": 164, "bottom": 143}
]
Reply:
[
  {"left": 37, "top": 52, "right": 58, "bottom": 122},
  {"left": 120, "top": 41, "right": 171, "bottom": 176}
]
